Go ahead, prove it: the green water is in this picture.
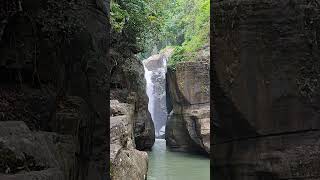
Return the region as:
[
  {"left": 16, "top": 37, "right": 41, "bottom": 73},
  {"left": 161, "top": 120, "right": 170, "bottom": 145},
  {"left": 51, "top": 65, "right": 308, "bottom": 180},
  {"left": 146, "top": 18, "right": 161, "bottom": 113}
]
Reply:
[{"left": 147, "top": 139, "right": 210, "bottom": 180}]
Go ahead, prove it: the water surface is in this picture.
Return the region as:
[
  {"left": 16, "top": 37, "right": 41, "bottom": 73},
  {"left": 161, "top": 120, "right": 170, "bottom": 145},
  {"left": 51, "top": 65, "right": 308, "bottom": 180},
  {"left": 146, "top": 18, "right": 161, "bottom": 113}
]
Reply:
[{"left": 147, "top": 139, "right": 210, "bottom": 180}]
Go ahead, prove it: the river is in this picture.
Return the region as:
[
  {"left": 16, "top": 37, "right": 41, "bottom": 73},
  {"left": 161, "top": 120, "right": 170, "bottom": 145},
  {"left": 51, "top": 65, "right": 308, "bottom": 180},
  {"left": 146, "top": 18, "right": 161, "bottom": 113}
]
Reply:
[{"left": 147, "top": 139, "right": 210, "bottom": 180}]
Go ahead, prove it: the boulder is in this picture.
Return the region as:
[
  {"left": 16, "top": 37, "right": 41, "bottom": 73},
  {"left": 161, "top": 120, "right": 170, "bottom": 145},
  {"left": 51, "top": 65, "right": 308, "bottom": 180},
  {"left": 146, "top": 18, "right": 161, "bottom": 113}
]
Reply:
[
  {"left": 0, "top": 121, "right": 77, "bottom": 180},
  {"left": 110, "top": 100, "right": 148, "bottom": 180},
  {"left": 212, "top": 0, "right": 320, "bottom": 179},
  {"left": 111, "top": 149, "right": 148, "bottom": 180},
  {"left": 111, "top": 100, "right": 133, "bottom": 117}
]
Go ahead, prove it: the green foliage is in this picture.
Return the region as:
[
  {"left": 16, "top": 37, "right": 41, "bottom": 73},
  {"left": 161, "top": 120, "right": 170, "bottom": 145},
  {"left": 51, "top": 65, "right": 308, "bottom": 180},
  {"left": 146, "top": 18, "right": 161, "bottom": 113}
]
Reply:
[
  {"left": 182, "top": 0, "right": 210, "bottom": 52},
  {"left": 110, "top": 1, "right": 128, "bottom": 33},
  {"left": 167, "top": 46, "right": 186, "bottom": 68},
  {"left": 110, "top": 0, "right": 163, "bottom": 49},
  {"left": 110, "top": 0, "right": 210, "bottom": 61},
  {"left": 150, "top": 0, "right": 210, "bottom": 66},
  {"left": 36, "top": 0, "right": 85, "bottom": 42}
]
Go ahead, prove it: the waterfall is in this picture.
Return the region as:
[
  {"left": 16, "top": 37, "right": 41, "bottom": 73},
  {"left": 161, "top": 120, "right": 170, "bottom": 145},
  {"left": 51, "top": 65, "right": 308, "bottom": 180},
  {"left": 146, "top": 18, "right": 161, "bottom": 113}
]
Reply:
[
  {"left": 143, "top": 54, "right": 168, "bottom": 138},
  {"left": 144, "top": 66, "right": 155, "bottom": 121}
]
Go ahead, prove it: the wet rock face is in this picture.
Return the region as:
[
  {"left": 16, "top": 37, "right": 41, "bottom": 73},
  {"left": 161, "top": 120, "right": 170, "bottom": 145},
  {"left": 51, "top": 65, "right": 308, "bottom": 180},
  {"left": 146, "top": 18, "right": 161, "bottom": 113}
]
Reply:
[
  {"left": 0, "top": 0, "right": 110, "bottom": 179},
  {"left": 212, "top": 0, "right": 320, "bottom": 179},
  {"left": 166, "top": 60, "right": 210, "bottom": 154},
  {"left": 110, "top": 100, "right": 148, "bottom": 180},
  {"left": 143, "top": 52, "right": 171, "bottom": 137}
]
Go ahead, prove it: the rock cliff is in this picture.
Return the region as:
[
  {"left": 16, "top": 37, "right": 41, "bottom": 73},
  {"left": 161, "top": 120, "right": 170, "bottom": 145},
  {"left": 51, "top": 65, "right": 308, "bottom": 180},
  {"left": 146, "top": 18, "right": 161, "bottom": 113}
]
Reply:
[
  {"left": 212, "top": 0, "right": 320, "bottom": 179},
  {"left": 0, "top": 0, "right": 110, "bottom": 179},
  {"left": 110, "top": 32, "right": 155, "bottom": 151},
  {"left": 109, "top": 30, "right": 154, "bottom": 179},
  {"left": 165, "top": 46, "right": 210, "bottom": 154}
]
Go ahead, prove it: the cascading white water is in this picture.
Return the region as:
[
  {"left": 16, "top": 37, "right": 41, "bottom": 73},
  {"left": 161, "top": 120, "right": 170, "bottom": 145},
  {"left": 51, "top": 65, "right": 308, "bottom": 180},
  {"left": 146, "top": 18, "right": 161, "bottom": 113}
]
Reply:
[
  {"left": 144, "top": 66, "right": 155, "bottom": 121},
  {"left": 143, "top": 54, "right": 168, "bottom": 137}
]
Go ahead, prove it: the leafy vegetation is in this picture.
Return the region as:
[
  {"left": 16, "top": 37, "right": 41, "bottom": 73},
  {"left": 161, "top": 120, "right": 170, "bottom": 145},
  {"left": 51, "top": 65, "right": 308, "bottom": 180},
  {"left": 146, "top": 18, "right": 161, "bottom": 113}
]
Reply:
[
  {"left": 163, "top": 0, "right": 210, "bottom": 68},
  {"left": 36, "top": 0, "right": 85, "bottom": 42},
  {"left": 110, "top": 0, "right": 210, "bottom": 66},
  {"left": 110, "top": 0, "right": 163, "bottom": 48}
]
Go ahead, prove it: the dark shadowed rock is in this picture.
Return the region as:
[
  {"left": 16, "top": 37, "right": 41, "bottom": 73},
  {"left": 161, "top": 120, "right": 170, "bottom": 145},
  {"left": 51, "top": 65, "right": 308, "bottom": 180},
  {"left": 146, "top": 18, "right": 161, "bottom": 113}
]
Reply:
[
  {"left": 212, "top": 0, "right": 320, "bottom": 179},
  {"left": 0, "top": 0, "right": 110, "bottom": 179},
  {"left": 0, "top": 121, "right": 77, "bottom": 180},
  {"left": 110, "top": 33, "right": 155, "bottom": 150}
]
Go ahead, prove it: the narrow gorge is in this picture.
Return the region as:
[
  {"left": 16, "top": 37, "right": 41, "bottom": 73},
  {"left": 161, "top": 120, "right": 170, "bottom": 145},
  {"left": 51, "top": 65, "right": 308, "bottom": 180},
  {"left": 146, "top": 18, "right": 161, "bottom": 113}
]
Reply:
[
  {"left": 144, "top": 48, "right": 210, "bottom": 180},
  {"left": 110, "top": 0, "right": 211, "bottom": 179},
  {"left": 2, "top": 0, "right": 319, "bottom": 180},
  {"left": 0, "top": 0, "right": 210, "bottom": 179},
  {"left": 110, "top": 44, "right": 211, "bottom": 180}
]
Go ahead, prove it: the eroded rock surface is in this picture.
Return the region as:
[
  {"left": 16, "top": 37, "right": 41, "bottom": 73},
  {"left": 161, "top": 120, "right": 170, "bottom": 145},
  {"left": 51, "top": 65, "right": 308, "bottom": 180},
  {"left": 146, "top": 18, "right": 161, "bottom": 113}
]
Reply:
[
  {"left": 212, "top": 0, "right": 320, "bottom": 179},
  {"left": 110, "top": 100, "right": 148, "bottom": 180},
  {"left": 166, "top": 51, "right": 210, "bottom": 154}
]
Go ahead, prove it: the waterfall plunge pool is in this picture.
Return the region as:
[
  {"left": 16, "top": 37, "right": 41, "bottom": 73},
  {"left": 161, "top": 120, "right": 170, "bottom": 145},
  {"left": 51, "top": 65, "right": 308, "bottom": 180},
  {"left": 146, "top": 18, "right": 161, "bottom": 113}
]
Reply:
[{"left": 147, "top": 139, "right": 210, "bottom": 180}]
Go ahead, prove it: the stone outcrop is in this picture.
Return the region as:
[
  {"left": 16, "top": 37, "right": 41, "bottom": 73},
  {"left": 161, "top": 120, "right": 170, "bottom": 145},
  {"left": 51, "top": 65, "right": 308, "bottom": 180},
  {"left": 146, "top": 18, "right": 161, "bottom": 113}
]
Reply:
[
  {"left": 212, "top": 0, "right": 320, "bottom": 179},
  {"left": 0, "top": 0, "right": 110, "bottom": 179},
  {"left": 110, "top": 100, "right": 148, "bottom": 180},
  {"left": 165, "top": 47, "right": 210, "bottom": 154},
  {"left": 110, "top": 32, "right": 155, "bottom": 150}
]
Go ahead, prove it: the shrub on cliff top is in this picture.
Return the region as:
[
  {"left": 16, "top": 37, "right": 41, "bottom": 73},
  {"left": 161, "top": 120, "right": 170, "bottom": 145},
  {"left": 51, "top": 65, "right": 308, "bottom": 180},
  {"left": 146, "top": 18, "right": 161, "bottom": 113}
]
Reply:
[
  {"left": 110, "top": 0, "right": 163, "bottom": 50},
  {"left": 163, "top": 0, "right": 210, "bottom": 68}
]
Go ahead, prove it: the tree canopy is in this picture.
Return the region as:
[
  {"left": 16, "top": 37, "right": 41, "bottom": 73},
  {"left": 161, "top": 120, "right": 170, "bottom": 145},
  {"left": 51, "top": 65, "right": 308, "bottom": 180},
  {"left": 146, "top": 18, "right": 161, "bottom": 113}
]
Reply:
[{"left": 110, "top": 0, "right": 210, "bottom": 66}]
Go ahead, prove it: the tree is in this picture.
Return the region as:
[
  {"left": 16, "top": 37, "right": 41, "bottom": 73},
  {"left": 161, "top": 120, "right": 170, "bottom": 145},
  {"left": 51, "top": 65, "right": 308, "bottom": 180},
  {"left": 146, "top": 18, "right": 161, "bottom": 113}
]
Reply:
[{"left": 110, "top": 0, "right": 210, "bottom": 63}]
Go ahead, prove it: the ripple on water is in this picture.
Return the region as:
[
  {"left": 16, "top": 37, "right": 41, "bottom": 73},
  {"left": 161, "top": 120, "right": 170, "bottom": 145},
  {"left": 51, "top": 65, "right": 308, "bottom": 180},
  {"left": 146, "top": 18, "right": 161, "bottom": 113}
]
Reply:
[{"left": 147, "top": 139, "right": 210, "bottom": 180}]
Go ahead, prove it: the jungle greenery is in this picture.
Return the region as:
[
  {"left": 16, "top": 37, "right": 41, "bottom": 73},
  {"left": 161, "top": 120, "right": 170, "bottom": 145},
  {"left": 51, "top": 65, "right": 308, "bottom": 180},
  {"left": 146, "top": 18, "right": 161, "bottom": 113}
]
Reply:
[{"left": 110, "top": 0, "right": 210, "bottom": 67}]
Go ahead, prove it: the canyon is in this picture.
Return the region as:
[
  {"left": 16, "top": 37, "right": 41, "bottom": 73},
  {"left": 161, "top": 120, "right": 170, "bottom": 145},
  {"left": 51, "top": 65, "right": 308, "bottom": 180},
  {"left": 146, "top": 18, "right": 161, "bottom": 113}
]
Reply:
[{"left": 1, "top": 0, "right": 318, "bottom": 180}]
